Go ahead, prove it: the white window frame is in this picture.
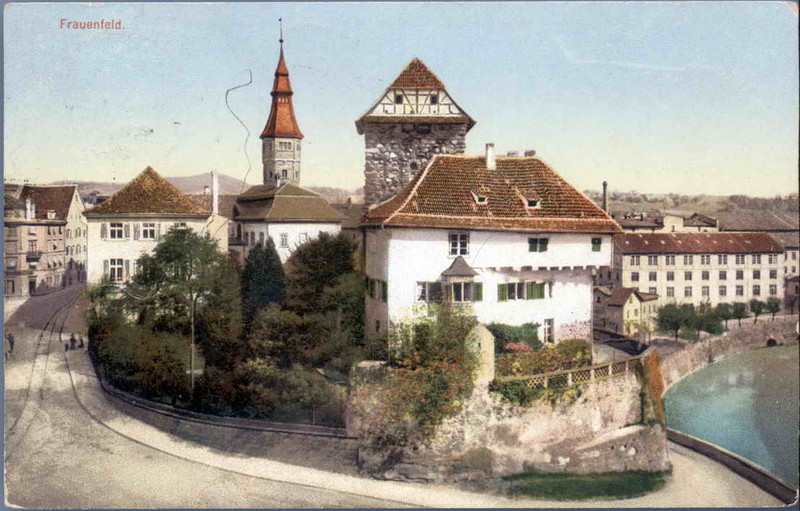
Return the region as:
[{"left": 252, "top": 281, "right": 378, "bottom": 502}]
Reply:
[
  {"left": 109, "top": 223, "right": 124, "bottom": 240},
  {"left": 109, "top": 259, "right": 124, "bottom": 283},
  {"left": 449, "top": 232, "right": 469, "bottom": 256},
  {"left": 141, "top": 223, "right": 157, "bottom": 240}
]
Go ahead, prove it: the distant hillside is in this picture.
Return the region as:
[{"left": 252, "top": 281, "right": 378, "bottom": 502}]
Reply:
[{"left": 50, "top": 174, "right": 363, "bottom": 206}]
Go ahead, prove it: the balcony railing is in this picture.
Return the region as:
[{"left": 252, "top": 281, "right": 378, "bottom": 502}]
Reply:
[{"left": 26, "top": 251, "right": 43, "bottom": 261}]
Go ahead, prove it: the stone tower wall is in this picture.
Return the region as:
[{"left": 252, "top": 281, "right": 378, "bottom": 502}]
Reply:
[
  {"left": 363, "top": 123, "right": 467, "bottom": 207},
  {"left": 263, "top": 138, "right": 302, "bottom": 186}
]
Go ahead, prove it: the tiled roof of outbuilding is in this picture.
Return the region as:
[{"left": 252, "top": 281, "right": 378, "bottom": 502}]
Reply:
[
  {"left": 716, "top": 210, "right": 799, "bottom": 232},
  {"left": 770, "top": 231, "right": 800, "bottom": 250},
  {"left": 390, "top": 58, "right": 445, "bottom": 89},
  {"left": 605, "top": 287, "right": 659, "bottom": 307},
  {"left": 614, "top": 232, "right": 784, "bottom": 255},
  {"left": 234, "top": 183, "right": 343, "bottom": 223},
  {"left": 19, "top": 186, "right": 76, "bottom": 220},
  {"left": 84, "top": 167, "right": 209, "bottom": 216},
  {"left": 363, "top": 155, "right": 621, "bottom": 234}
]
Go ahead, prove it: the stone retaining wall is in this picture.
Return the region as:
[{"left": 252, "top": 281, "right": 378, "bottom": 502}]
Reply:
[
  {"left": 347, "top": 326, "right": 669, "bottom": 482},
  {"left": 659, "top": 317, "right": 797, "bottom": 391}
]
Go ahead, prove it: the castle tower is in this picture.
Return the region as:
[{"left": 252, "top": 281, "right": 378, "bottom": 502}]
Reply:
[
  {"left": 261, "top": 40, "right": 304, "bottom": 186},
  {"left": 356, "top": 58, "right": 476, "bottom": 207}
]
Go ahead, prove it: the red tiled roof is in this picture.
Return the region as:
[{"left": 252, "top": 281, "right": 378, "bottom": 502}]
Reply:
[
  {"left": 614, "top": 232, "right": 784, "bottom": 255},
  {"left": 390, "top": 58, "right": 445, "bottom": 89},
  {"left": 19, "top": 185, "right": 76, "bottom": 220},
  {"left": 362, "top": 156, "right": 621, "bottom": 234},
  {"left": 261, "top": 47, "right": 303, "bottom": 139},
  {"left": 84, "top": 167, "right": 209, "bottom": 216},
  {"left": 233, "top": 183, "right": 343, "bottom": 223},
  {"left": 605, "top": 287, "right": 658, "bottom": 306}
]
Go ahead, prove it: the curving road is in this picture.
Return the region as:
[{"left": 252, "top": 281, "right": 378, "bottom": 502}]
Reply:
[{"left": 3, "top": 287, "right": 784, "bottom": 508}]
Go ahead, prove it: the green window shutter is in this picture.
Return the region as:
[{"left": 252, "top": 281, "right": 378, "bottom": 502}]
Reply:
[
  {"left": 473, "top": 282, "right": 483, "bottom": 302},
  {"left": 100, "top": 223, "right": 107, "bottom": 239},
  {"left": 528, "top": 238, "right": 536, "bottom": 252},
  {"left": 381, "top": 280, "right": 388, "bottom": 302},
  {"left": 534, "top": 283, "right": 545, "bottom": 299},
  {"left": 497, "top": 284, "right": 508, "bottom": 302},
  {"left": 541, "top": 238, "right": 549, "bottom": 252},
  {"left": 526, "top": 282, "right": 535, "bottom": 300},
  {"left": 592, "top": 237, "right": 602, "bottom": 252}
]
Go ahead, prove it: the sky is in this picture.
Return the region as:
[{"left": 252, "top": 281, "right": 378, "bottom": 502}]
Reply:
[{"left": 3, "top": 2, "right": 798, "bottom": 197}]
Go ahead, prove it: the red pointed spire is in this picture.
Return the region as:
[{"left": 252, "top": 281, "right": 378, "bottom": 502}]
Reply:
[{"left": 261, "top": 44, "right": 304, "bottom": 139}]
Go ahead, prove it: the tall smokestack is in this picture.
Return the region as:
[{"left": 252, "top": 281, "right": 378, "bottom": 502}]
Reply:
[
  {"left": 485, "top": 143, "right": 496, "bottom": 171},
  {"left": 211, "top": 170, "right": 219, "bottom": 216},
  {"left": 602, "top": 181, "right": 608, "bottom": 212}
]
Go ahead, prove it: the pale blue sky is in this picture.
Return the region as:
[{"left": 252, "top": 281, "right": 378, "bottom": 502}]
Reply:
[{"left": 3, "top": 2, "right": 798, "bottom": 196}]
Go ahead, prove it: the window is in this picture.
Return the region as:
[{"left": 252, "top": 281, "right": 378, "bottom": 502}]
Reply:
[
  {"left": 280, "top": 233, "right": 288, "bottom": 248},
  {"left": 527, "top": 282, "right": 546, "bottom": 300},
  {"left": 173, "top": 222, "right": 187, "bottom": 229},
  {"left": 752, "top": 285, "right": 761, "bottom": 297},
  {"left": 666, "top": 287, "right": 674, "bottom": 298},
  {"left": 793, "top": 252, "right": 798, "bottom": 260},
  {"left": 281, "top": 169, "right": 288, "bottom": 179},
  {"left": 719, "top": 270, "right": 727, "bottom": 280},
  {"left": 735, "top": 254, "right": 745, "bottom": 265},
  {"left": 718, "top": 254, "right": 728, "bottom": 265},
  {"left": 449, "top": 233, "right": 469, "bottom": 256},
  {"left": 526, "top": 199, "right": 540, "bottom": 208},
  {"left": 667, "top": 271, "right": 675, "bottom": 281},
  {"left": 736, "top": 270, "right": 744, "bottom": 280},
  {"left": 665, "top": 255, "right": 675, "bottom": 266},
  {"left": 5, "top": 280, "right": 15, "bottom": 295},
  {"left": 736, "top": 285, "right": 744, "bottom": 296},
  {"left": 299, "top": 233, "right": 308, "bottom": 243},
  {"left": 702, "top": 271, "right": 710, "bottom": 280},
  {"left": 528, "top": 238, "right": 549, "bottom": 253},
  {"left": 685, "top": 271, "right": 693, "bottom": 281},
  {"left": 648, "top": 255, "right": 658, "bottom": 265},
  {"left": 429, "top": 93, "right": 439, "bottom": 105},
  {"left": 631, "top": 272, "right": 640, "bottom": 282},
  {"left": 684, "top": 287, "right": 692, "bottom": 298},
  {"left": 701, "top": 255, "right": 711, "bottom": 265},
  {"left": 752, "top": 254, "right": 761, "bottom": 264},
  {"left": 258, "top": 232, "right": 265, "bottom": 245},
  {"left": 769, "top": 269, "right": 777, "bottom": 279},
  {"left": 684, "top": 255, "right": 693, "bottom": 265},
  {"left": 110, "top": 223, "right": 124, "bottom": 239},
  {"left": 702, "top": 286, "right": 709, "bottom": 297},
  {"left": 649, "top": 272, "right": 657, "bottom": 282},
  {"left": 451, "top": 282, "right": 475, "bottom": 302},
  {"left": 719, "top": 286, "right": 727, "bottom": 297},
  {"left": 768, "top": 254, "right": 778, "bottom": 264},
  {"left": 394, "top": 94, "right": 403, "bottom": 104},
  {"left": 543, "top": 319, "right": 554, "bottom": 344},
  {"left": 591, "top": 238, "right": 602, "bottom": 252},
  {"left": 648, "top": 287, "right": 657, "bottom": 294},
  {"left": 108, "top": 259, "right": 124, "bottom": 283},
  {"left": 28, "top": 240, "right": 37, "bottom": 252},
  {"left": 769, "top": 284, "right": 777, "bottom": 296},
  {"left": 141, "top": 223, "right": 156, "bottom": 240},
  {"left": 753, "top": 270, "right": 761, "bottom": 279},
  {"left": 630, "top": 255, "right": 640, "bottom": 266}
]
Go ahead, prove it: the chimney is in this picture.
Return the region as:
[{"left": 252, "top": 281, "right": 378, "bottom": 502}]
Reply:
[
  {"left": 211, "top": 170, "right": 219, "bottom": 216},
  {"left": 204, "top": 185, "right": 210, "bottom": 195},
  {"left": 602, "top": 181, "right": 608, "bottom": 212},
  {"left": 485, "top": 143, "right": 496, "bottom": 170},
  {"left": 25, "top": 197, "right": 32, "bottom": 220},
  {"left": 524, "top": 149, "right": 536, "bottom": 157}
]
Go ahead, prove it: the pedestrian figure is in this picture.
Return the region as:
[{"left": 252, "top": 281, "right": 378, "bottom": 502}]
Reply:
[
  {"left": 69, "top": 333, "right": 77, "bottom": 350},
  {"left": 78, "top": 334, "right": 84, "bottom": 349}
]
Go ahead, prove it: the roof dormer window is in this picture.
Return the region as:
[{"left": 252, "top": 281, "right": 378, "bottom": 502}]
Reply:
[
  {"left": 470, "top": 190, "right": 489, "bottom": 205},
  {"left": 526, "top": 199, "right": 541, "bottom": 209}
]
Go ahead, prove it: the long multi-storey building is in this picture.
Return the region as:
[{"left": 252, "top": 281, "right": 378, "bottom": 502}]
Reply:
[{"left": 607, "top": 232, "right": 784, "bottom": 307}]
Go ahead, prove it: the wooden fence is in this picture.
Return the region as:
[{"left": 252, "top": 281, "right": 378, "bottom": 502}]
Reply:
[{"left": 494, "top": 352, "right": 647, "bottom": 389}]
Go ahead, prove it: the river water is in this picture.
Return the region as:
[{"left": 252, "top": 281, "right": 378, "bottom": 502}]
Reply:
[{"left": 664, "top": 344, "right": 799, "bottom": 487}]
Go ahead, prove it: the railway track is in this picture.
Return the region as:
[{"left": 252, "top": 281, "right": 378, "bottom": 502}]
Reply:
[{"left": 5, "top": 294, "right": 80, "bottom": 458}]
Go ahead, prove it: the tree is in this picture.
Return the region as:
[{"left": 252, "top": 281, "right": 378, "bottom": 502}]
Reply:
[
  {"left": 127, "top": 227, "right": 242, "bottom": 388},
  {"left": 283, "top": 232, "right": 359, "bottom": 314},
  {"left": 765, "top": 297, "right": 782, "bottom": 321},
  {"left": 749, "top": 299, "right": 765, "bottom": 324},
  {"left": 657, "top": 303, "right": 695, "bottom": 341},
  {"left": 716, "top": 303, "right": 733, "bottom": 328},
  {"left": 732, "top": 302, "right": 749, "bottom": 327},
  {"left": 241, "top": 239, "right": 285, "bottom": 326}
]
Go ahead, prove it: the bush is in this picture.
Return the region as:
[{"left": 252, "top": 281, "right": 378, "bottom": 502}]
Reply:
[
  {"left": 486, "top": 322, "right": 541, "bottom": 353},
  {"left": 495, "top": 341, "right": 590, "bottom": 378},
  {"left": 554, "top": 339, "right": 592, "bottom": 366}
]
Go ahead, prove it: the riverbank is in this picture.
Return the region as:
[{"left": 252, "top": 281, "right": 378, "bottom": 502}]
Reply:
[{"left": 656, "top": 316, "right": 797, "bottom": 391}]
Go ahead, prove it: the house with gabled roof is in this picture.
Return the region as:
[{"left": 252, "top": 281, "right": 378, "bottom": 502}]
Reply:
[
  {"left": 361, "top": 143, "right": 622, "bottom": 343},
  {"left": 593, "top": 286, "right": 659, "bottom": 342},
  {"left": 82, "top": 166, "right": 228, "bottom": 284}
]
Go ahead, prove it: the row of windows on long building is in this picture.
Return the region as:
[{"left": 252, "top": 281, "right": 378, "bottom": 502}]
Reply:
[
  {"left": 630, "top": 269, "right": 780, "bottom": 282},
  {"left": 628, "top": 254, "right": 782, "bottom": 266}
]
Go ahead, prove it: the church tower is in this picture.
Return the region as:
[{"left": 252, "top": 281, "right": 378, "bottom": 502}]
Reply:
[
  {"left": 356, "top": 58, "right": 476, "bottom": 207},
  {"left": 261, "top": 38, "right": 303, "bottom": 187}
]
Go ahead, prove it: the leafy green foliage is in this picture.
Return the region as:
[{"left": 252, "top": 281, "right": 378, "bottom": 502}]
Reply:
[
  {"left": 656, "top": 303, "right": 696, "bottom": 341},
  {"left": 486, "top": 322, "right": 541, "bottom": 353},
  {"left": 504, "top": 470, "right": 670, "bottom": 501},
  {"left": 495, "top": 340, "right": 591, "bottom": 378},
  {"left": 732, "top": 302, "right": 749, "bottom": 326},
  {"left": 241, "top": 239, "right": 285, "bottom": 326},
  {"left": 749, "top": 299, "right": 766, "bottom": 323},
  {"left": 765, "top": 297, "right": 782, "bottom": 320},
  {"left": 716, "top": 303, "right": 733, "bottom": 327}
]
